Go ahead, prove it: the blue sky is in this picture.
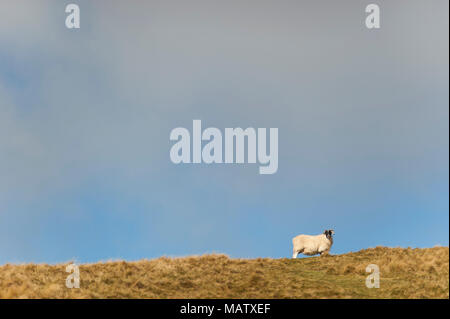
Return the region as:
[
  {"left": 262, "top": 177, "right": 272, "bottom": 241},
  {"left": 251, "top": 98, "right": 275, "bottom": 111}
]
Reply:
[{"left": 0, "top": 0, "right": 448, "bottom": 264}]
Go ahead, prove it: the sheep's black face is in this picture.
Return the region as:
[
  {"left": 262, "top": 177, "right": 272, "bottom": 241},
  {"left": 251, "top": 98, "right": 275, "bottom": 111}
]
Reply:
[{"left": 324, "top": 229, "right": 334, "bottom": 239}]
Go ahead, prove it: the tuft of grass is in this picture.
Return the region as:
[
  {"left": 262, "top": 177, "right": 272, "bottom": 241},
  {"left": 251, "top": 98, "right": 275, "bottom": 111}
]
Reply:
[{"left": 0, "top": 247, "right": 448, "bottom": 299}]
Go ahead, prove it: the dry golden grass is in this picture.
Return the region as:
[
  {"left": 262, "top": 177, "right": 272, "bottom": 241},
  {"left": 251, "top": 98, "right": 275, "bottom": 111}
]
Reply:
[{"left": 0, "top": 246, "right": 448, "bottom": 299}]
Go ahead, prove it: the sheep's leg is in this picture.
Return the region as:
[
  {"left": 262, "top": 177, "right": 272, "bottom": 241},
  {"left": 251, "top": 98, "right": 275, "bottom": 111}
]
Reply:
[
  {"left": 320, "top": 250, "right": 329, "bottom": 257},
  {"left": 292, "top": 248, "right": 299, "bottom": 258}
]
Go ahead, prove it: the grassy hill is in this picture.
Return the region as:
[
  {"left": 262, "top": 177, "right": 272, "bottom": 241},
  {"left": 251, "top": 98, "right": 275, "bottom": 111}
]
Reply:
[{"left": 0, "top": 246, "right": 448, "bottom": 299}]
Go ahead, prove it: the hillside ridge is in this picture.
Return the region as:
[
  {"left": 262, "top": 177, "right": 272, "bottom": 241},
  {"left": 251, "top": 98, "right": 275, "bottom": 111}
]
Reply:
[{"left": 0, "top": 246, "right": 448, "bottom": 298}]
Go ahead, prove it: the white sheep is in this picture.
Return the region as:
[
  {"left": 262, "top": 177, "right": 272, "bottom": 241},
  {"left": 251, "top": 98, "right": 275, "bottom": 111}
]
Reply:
[{"left": 292, "top": 229, "right": 334, "bottom": 258}]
